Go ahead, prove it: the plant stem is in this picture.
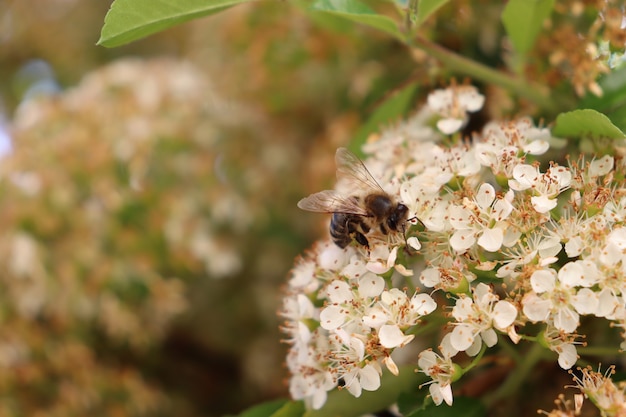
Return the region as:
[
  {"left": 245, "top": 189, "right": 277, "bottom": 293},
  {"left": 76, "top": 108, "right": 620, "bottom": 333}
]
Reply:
[
  {"left": 483, "top": 342, "right": 547, "bottom": 407},
  {"left": 410, "top": 36, "right": 559, "bottom": 114}
]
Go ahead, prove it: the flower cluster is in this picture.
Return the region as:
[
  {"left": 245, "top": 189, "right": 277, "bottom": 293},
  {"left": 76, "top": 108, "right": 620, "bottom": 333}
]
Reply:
[{"left": 281, "top": 85, "right": 626, "bottom": 410}]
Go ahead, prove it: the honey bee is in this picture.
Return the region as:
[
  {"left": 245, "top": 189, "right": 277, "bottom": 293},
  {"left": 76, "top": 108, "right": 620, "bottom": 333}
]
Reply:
[{"left": 298, "top": 148, "right": 410, "bottom": 249}]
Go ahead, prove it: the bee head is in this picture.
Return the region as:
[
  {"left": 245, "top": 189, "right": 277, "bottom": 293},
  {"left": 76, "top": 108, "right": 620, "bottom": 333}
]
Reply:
[{"left": 387, "top": 203, "right": 409, "bottom": 231}]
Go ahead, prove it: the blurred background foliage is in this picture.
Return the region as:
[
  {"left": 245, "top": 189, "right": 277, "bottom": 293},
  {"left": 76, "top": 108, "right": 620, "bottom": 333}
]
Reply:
[
  {"left": 2, "top": 0, "right": 624, "bottom": 416},
  {"left": 0, "top": 1, "right": 420, "bottom": 416}
]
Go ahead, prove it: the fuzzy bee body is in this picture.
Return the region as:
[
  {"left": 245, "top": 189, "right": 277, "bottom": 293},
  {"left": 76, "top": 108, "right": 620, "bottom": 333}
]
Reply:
[{"left": 298, "top": 148, "right": 409, "bottom": 249}]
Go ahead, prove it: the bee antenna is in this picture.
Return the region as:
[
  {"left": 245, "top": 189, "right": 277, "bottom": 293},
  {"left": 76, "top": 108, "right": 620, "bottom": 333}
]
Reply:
[{"left": 407, "top": 216, "right": 424, "bottom": 227}]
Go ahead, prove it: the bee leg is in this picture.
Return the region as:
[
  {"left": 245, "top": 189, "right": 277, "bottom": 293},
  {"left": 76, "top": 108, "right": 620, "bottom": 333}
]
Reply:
[
  {"left": 354, "top": 232, "right": 369, "bottom": 251},
  {"left": 401, "top": 222, "right": 414, "bottom": 256}
]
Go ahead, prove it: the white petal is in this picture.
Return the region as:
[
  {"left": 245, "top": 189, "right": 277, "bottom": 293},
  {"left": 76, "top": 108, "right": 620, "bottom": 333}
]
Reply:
[
  {"left": 530, "top": 269, "right": 556, "bottom": 293},
  {"left": 523, "top": 140, "right": 549, "bottom": 155},
  {"left": 407, "top": 236, "right": 421, "bottom": 250},
  {"left": 344, "top": 371, "right": 362, "bottom": 398},
  {"left": 451, "top": 297, "right": 474, "bottom": 321},
  {"left": 439, "top": 333, "right": 459, "bottom": 357},
  {"left": 318, "top": 244, "right": 349, "bottom": 271},
  {"left": 557, "top": 261, "right": 584, "bottom": 288},
  {"left": 608, "top": 227, "right": 626, "bottom": 250},
  {"left": 571, "top": 288, "right": 599, "bottom": 315},
  {"left": 350, "top": 337, "right": 366, "bottom": 361},
  {"left": 358, "top": 274, "right": 385, "bottom": 298},
  {"left": 531, "top": 195, "right": 557, "bottom": 213},
  {"left": 548, "top": 166, "right": 571, "bottom": 187},
  {"left": 589, "top": 155, "right": 613, "bottom": 177},
  {"left": 319, "top": 305, "right": 347, "bottom": 330},
  {"left": 478, "top": 227, "right": 504, "bottom": 252},
  {"left": 553, "top": 307, "right": 579, "bottom": 333},
  {"left": 493, "top": 300, "right": 518, "bottom": 329},
  {"left": 476, "top": 183, "right": 495, "bottom": 210},
  {"left": 383, "top": 356, "right": 399, "bottom": 376},
  {"left": 450, "top": 324, "right": 475, "bottom": 351},
  {"left": 450, "top": 229, "right": 476, "bottom": 253},
  {"left": 437, "top": 118, "right": 464, "bottom": 134},
  {"left": 410, "top": 293, "right": 437, "bottom": 316},
  {"left": 596, "top": 288, "right": 620, "bottom": 317},
  {"left": 465, "top": 337, "right": 483, "bottom": 356},
  {"left": 394, "top": 263, "right": 414, "bottom": 276},
  {"left": 420, "top": 267, "right": 441, "bottom": 287},
  {"left": 429, "top": 383, "right": 445, "bottom": 405},
  {"left": 379, "top": 324, "right": 414, "bottom": 348},
  {"left": 363, "top": 305, "right": 390, "bottom": 329},
  {"left": 440, "top": 383, "right": 454, "bottom": 406},
  {"left": 511, "top": 164, "right": 538, "bottom": 190},
  {"left": 386, "top": 246, "right": 399, "bottom": 268},
  {"left": 448, "top": 205, "right": 472, "bottom": 228},
  {"left": 366, "top": 260, "right": 390, "bottom": 275},
  {"left": 326, "top": 280, "right": 353, "bottom": 303},
  {"left": 557, "top": 343, "right": 577, "bottom": 369},
  {"left": 458, "top": 88, "right": 485, "bottom": 112},
  {"left": 522, "top": 293, "right": 551, "bottom": 322},
  {"left": 565, "top": 236, "right": 584, "bottom": 257},
  {"left": 418, "top": 350, "right": 438, "bottom": 370},
  {"left": 427, "top": 89, "right": 452, "bottom": 111},
  {"left": 492, "top": 198, "right": 513, "bottom": 220},
  {"left": 359, "top": 364, "right": 381, "bottom": 391},
  {"left": 311, "top": 387, "right": 328, "bottom": 410},
  {"left": 481, "top": 328, "right": 498, "bottom": 347}
]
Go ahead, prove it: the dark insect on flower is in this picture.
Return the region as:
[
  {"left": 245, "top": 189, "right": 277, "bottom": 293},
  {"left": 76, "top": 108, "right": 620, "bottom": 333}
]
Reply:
[{"left": 298, "top": 148, "right": 410, "bottom": 249}]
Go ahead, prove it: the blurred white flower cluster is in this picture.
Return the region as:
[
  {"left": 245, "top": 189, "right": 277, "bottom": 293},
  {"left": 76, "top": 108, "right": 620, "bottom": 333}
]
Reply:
[{"left": 281, "top": 85, "right": 626, "bottom": 411}]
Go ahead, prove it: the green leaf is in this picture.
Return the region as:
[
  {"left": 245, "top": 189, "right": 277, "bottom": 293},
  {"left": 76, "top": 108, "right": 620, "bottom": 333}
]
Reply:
[
  {"left": 407, "top": 397, "right": 486, "bottom": 417},
  {"left": 98, "top": 0, "right": 256, "bottom": 47},
  {"left": 501, "top": 0, "right": 555, "bottom": 54},
  {"left": 351, "top": 81, "right": 419, "bottom": 154},
  {"left": 416, "top": 0, "right": 450, "bottom": 24},
  {"left": 270, "top": 400, "right": 306, "bottom": 417},
  {"left": 579, "top": 66, "right": 626, "bottom": 131},
  {"left": 311, "top": 0, "right": 404, "bottom": 41},
  {"left": 233, "top": 399, "right": 294, "bottom": 417},
  {"left": 552, "top": 109, "right": 626, "bottom": 140}
]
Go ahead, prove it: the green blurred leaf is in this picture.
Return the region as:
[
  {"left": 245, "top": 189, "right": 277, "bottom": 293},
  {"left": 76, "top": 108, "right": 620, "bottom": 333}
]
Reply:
[
  {"left": 407, "top": 397, "right": 486, "bottom": 417},
  {"left": 232, "top": 398, "right": 302, "bottom": 417},
  {"left": 271, "top": 400, "right": 306, "bottom": 417},
  {"left": 552, "top": 109, "right": 626, "bottom": 139},
  {"left": 416, "top": 0, "right": 450, "bottom": 24},
  {"left": 579, "top": 66, "right": 626, "bottom": 131},
  {"left": 397, "top": 389, "right": 428, "bottom": 416},
  {"left": 98, "top": 0, "right": 256, "bottom": 47},
  {"left": 351, "top": 82, "right": 419, "bottom": 154},
  {"left": 502, "top": 0, "right": 555, "bottom": 54},
  {"left": 311, "top": 0, "right": 404, "bottom": 41}
]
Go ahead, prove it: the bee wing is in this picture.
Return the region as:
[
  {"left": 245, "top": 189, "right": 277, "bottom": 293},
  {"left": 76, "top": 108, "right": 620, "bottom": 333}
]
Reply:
[
  {"left": 335, "top": 147, "right": 385, "bottom": 193},
  {"left": 297, "top": 190, "right": 368, "bottom": 215}
]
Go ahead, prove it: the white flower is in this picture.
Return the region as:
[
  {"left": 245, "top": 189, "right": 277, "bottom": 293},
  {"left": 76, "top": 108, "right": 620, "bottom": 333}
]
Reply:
[
  {"left": 362, "top": 288, "right": 437, "bottom": 348},
  {"left": 281, "top": 294, "right": 316, "bottom": 346},
  {"left": 427, "top": 86, "right": 485, "bottom": 134},
  {"left": 522, "top": 267, "right": 599, "bottom": 333},
  {"left": 588, "top": 155, "right": 614, "bottom": 178},
  {"left": 449, "top": 283, "right": 517, "bottom": 354},
  {"left": 541, "top": 325, "right": 579, "bottom": 370},
  {"left": 449, "top": 183, "right": 514, "bottom": 253},
  {"left": 497, "top": 234, "right": 561, "bottom": 278},
  {"left": 286, "top": 332, "right": 337, "bottom": 410},
  {"left": 418, "top": 334, "right": 459, "bottom": 406},
  {"left": 343, "top": 362, "right": 382, "bottom": 397},
  {"left": 509, "top": 164, "right": 571, "bottom": 213}
]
